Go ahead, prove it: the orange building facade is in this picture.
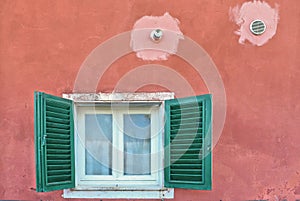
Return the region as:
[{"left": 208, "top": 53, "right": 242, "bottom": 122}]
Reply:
[{"left": 0, "top": 1, "right": 299, "bottom": 200}]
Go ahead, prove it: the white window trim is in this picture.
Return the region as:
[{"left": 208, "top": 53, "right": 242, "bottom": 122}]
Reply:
[
  {"left": 62, "top": 92, "right": 174, "bottom": 199},
  {"left": 63, "top": 188, "right": 174, "bottom": 199}
]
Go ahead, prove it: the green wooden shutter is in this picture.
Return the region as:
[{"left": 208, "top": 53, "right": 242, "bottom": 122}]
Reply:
[
  {"left": 34, "top": 91, "right": 75, "bottom": 192},
  {"left": 164, "top": 94, "right": 212, "bottom": 190}
]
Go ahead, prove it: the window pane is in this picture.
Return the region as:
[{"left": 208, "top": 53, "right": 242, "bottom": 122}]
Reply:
[
  {"left": 124, "top": 114, "right": 151, "bottom": 175},
  {"left": 85, "top": 114, "right": 112, "bottom": 175}
]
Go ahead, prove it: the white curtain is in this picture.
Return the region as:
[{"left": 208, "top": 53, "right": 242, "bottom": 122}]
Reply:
[
  {"left": 85, "top": 114, "right": 112, "bottom": 175},
  {"left": 84, "top": 113, "right": 151, "bottom": 176},
  {"left": 124, "top": 114, "right": 151, "bottom": 175}
]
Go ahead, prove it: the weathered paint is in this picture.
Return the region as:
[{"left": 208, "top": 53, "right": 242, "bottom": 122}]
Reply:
[
  {"left": 131, "top": 12, "right": 183, "bottom": 60},
  {"left": 0, "top": 0, "right": 300, "bottom": 201},
  {"left": 230, "top": 0, "right": 279, "bottom": 46},
  {"left": 63, "top": 188, "right": 174, "bottom": 199},
  {"left": 63, "top": 92, "right": 175, "bottom": 102}
]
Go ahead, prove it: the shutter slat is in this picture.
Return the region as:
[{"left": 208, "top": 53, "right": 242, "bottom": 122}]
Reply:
[
  {"left": 169, "top": 180, "right": 204, "bottom": 185},
  {"left": 46, "top": 122, "right": 70, "bottom": 130},
  {"left": 172, "top": 159, "right": 202, "bottom": 164},
  {"left": 171, "top": 164, "right": 202, "bottom": 168},
  {"left": 170, "top": 122, "right": 202, "bottom": 130},
  {"left": 47, "top": 138, "right": 70, "bottom": 145},
  {"left": 46, "top": 111, "right": 70, "bottom": 120},
  {"left": 47, "top": 133, "right": 70, "bottom": 139},
  {"left": 171, "top": 153, "right": 200, "bottom": 159},
  {"left": 48, "top": 175, "right": 72, "bottom": 183},
  {"left": 170, "top": 148, "right": 201, "bottom": 154},
  {"left": 170, "top": 127, "right": 203, "bottom": 134},
  {"left": 171, "top": 118, "right": 202, "bottom": 125},
  {"left": 47, "top": 160, "right": 71, "bottom": 166},
  {"left": 46, "top": 99, "right": 71, "bottom": 109},
  {"left": 170, "top": 107, "right": 203, "bottom": 115},
  {"left": 47, "top": 149, "right": 71, "bottom": 154},
  {"left": 170, "top": 174, "right": 202, "bottom": 182},
  {"left": 47, "top": 165, "right": 72, "bottom": 170},
  {"left": 164, "top": 94, "right": 212, "bottom": 190},
  {"left": 48, "top": 169, "right": 71, "bottom": 176},
  {"left": 34, "top": 91, "right": 75, "bottom": 192},
  {"left": 46, "top": 105, "right": 70, "bottom": 115},
  {"left": 170, "top": 112, "right": 202, "bottom": 120},
  {"left": 170, "top": 102, "right": 203, "bottom": 110},
  {"left": 171, "top": 169, "right": 202, "bottom": 174},
  {"left": 170, "top": 133, "right": 202, "bottom": 139},
  {"left": 171, "top": 138, "right": 203, "bottom": 144},
  {"left": 47, "top": 144, "right": 71, "bottom": 149},
  {"left": 46, "top": 116, "right": 70, "bottom": 124},
  {"left": 46, "top": 127, "right": 70, "bottom": 134},
  {"left": 171, "top": 144, "right": 203, "bottom": 150},
  {"left": 47, "top": 154, "right": 71, "bottom": 160}
]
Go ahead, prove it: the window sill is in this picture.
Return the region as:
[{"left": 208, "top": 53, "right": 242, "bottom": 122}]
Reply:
[{"left": 63, "top": 188, "right": 174, "bottom": 199}]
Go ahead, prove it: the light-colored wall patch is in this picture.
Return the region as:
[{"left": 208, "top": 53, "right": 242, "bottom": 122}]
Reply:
[
  {"left": 131, "top": 12, "right": 184, "bottom": 61},
  {"left": 230, "top": 0, "right": 279, "bottom": 46}
]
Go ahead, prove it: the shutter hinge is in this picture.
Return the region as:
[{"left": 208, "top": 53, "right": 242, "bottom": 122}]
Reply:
[{"left": 42, "top": 135, "right": 47, "bottom": 146}]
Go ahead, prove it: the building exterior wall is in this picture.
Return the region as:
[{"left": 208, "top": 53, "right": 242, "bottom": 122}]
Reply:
[{"left": 0, "top": 0, "right": 299, "bottom": 200}]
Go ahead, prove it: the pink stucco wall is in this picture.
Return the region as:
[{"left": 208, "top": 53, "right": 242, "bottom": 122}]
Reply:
[{"left": 0, "top": 0, "right": 299, "bottom": 200}]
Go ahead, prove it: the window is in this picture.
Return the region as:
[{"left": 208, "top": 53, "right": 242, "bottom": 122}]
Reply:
[
  {"left": 76, "top": 104, "right": 162, "bottom": 189},
  {"left": 34, "top": 92, "right": 212, "bottom": 199}
]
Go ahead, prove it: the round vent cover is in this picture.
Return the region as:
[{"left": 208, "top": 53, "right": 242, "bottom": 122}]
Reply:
[{"left": 250, "top": 20, "right": 266, "bottom": 35}]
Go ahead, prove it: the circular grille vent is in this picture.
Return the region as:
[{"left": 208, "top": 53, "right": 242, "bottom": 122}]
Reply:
[{"left": 250, "top": 20, "right": 266, "bottom": 35}]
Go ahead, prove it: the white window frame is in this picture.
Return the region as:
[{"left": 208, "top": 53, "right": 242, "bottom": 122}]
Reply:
[
  {"left": 76, "top": 105, "right": 161, "bottom": 188},
  {"left": 62, "top": 92, "right": 174, "bottom": 199}
]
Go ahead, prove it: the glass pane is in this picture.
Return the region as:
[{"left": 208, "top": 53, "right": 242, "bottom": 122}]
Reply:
[
  {"left": 124, "top": 114, "right": 151, "bottom": 175},
  {"left": 85, "top": 114, "right": 112, "bottom": 175}
]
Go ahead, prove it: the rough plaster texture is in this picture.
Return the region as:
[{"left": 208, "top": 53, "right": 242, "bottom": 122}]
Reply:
[
  {"left": 131, "top": 12, "right": 183, "bottom": 60},
  {"left": 230, "top": 0, "right": 279, "bottom": 46},
  {"left": 0, "top": 0, "right": 300, "bottom": 201},
  {"left": 63, "top": 92, "right": 174, "bottom": 102}
]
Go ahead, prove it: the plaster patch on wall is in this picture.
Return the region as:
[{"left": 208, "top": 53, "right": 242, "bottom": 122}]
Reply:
[
  {"left": 130, "top": 12, "right": 184, "bottom": 60},
  {"left": 229, "top": 0, "right": 279, "bottom": 46}
]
